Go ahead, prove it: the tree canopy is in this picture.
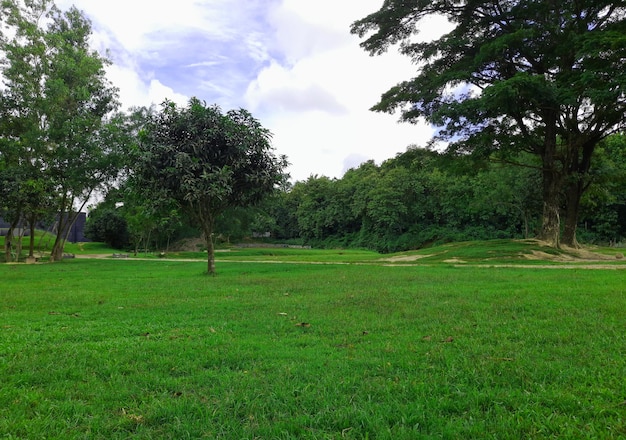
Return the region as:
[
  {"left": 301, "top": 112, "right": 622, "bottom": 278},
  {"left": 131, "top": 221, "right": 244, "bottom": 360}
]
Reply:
[
  {"left": 0, "top": 0, "right": 122, "bottom": 261},
  {"left": 135, "top": 98, "right": 288, "bottom": 274},
  {"left": 351, "top": 0, "right": 626, "bottom": 247}
]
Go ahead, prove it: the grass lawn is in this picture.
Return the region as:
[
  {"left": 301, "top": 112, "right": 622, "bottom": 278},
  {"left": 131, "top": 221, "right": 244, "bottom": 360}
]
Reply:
[{"left": 1, "top": 248, "right": 626, "bottom": 438}]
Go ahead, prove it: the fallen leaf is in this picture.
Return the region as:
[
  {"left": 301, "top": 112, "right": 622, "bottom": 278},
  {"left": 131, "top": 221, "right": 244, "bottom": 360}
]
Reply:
[
  {"left": 422, "top": 335, "right": 432, "bottom": 341},
  {"left": 121, "top": 408, "right": 144, "bottom": 423},
  {"left": 443, "top": 337, "right": 454, "bottom": 343},
  {"left": 295, "top": 322, "right": 311, "bottom": 328}
]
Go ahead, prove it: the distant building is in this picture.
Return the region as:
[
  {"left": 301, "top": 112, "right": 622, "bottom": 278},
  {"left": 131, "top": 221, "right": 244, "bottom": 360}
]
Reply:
[{"left": 0, "top": 212, "right": 89, "bottom": 242}]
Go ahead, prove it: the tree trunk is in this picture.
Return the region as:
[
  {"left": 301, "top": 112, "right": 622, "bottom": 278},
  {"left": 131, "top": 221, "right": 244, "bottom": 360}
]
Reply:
[
  {"left": 51, "top": 195, "right": 68, "bottom": 262},
  {"left": 562, "top": 181, "right": 583, "bottom": 248},
  {"left": 205, "top": 230, "right": 216, "bottom": 275},
  {"left": 562, "top": 141, "right": 595, "bottom": 248},
  {"left": 539, "top": 201, "right": 561, "bottom": 247},
  {"left": 51, "top": 197, "right": 82, "bottom": 261},
  {"left": 4, "top": 226, "right": 14, "bottom": 263},
  {"left": 4, "top": 217, "right": 20, "bottom": 263},
  {"left": 28, "top": 215, "right": 36, "bottom": 258},
  {"left": 144, "top": 230, "right": 152, "bottom": 256},
  {"left": 201, "top": 216, "right": 216, "bottom": 275},
  {"left": 15, "top": 228, "right": 24, "bottom": 262},
  {"left": 538, "top": 164, "right": 562, "bottom": 247},
  {"left": 50, "top": 236, "right": 64, "bottom": 261},
  {"left": 538, "top": 111, "right": 561, "bottom": 247}
]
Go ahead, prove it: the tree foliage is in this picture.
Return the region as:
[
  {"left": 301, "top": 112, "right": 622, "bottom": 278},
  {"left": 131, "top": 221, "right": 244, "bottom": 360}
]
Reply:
[
  {"left": 135, "top": 98, "right": 288, "bottom": 274},
  {"left": 0, "top": 0, "right": 122, "bottom": 261},
  {"left": 275, "top": 148, "right": 542, "bottom": 252},
  {"left": 351, "top": 0, "right": 626, "bottom": 247},
  {"left": 84, "top": 208, "right": 129, "bottom": 250}
]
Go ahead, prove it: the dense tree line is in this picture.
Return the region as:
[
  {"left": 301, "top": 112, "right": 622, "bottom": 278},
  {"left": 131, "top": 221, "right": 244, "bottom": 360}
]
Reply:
[
  {"left": 259, "top": 141, "right": 626, "bottom": 252},
  {"left": 88, "top": 139, "right": 626, "bottom": 254}
]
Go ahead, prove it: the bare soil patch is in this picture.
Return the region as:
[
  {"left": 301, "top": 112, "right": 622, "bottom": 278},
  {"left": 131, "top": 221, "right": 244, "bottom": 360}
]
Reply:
[
  {"left": 379, "top": 254, "right": 435, "bottom": 262},
  {"left": 524, "top": 246, "right": 619, "bottom": 263}
]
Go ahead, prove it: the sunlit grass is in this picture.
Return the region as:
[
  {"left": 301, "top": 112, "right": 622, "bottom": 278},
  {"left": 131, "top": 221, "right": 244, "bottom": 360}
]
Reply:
[
  {"left": 1, "top": 258, "right": 625, "bottom": 438},
  {"left": 125, "top": 239, "right": 626, "bottom": 267}
]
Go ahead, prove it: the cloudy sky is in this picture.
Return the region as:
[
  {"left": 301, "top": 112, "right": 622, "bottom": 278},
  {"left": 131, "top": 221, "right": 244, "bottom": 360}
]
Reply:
[{"left": 55, "top": 0, "right": 448, "bottom": 182}]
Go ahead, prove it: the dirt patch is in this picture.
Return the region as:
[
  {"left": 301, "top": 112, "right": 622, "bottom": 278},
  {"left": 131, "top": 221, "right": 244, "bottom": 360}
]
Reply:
[
  {"left": 524, "top": 247, "right": 617, "bottom": 262},
  {"left": 75, "top": 254, "right": 112, "bottom": 259},
  {"left": 379, "top": 254, "right": 434, "bottom": 262},
  {"left": 169, "top": 237, "right": 206, "bottom": 252}
]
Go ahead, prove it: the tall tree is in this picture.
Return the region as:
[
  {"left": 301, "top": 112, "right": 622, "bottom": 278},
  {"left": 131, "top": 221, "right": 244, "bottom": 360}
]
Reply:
[
  {"left": 0, "top": 0, "right": 121, "bottom": 261},
  {"left": 135, "top": 98, "right": 288, "bottom": 274},
  {"left": 0, "top": 0, "right": 50, "bottom": 261},
  {"left": 352, "top": 0, "right": 626, "bottom": 247}
]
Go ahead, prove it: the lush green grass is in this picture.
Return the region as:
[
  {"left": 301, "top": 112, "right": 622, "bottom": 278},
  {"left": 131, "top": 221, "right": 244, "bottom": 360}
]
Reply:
[
  {"left": 0, "top": 233, "right": 120, "bottom": 262},
  {"left": 119, "top": 240, "right": 626, "bottom": 266},
  {"left": 164, "top": 247, "right": 383, "bottom": 263},
  {"left": 156, "top": 239, "right": 626, "bottom": 266},
  {"left": 1, "top": 257, "right": 625, "bottom": 439},
  {"left": 4, "top": 234, "right": 626, "bottom": 265}
]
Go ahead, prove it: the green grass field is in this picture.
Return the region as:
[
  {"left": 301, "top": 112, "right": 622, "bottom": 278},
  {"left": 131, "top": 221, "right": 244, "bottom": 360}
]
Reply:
[{"left": 1, "top": 242, "right": 626, "bottom": 438}]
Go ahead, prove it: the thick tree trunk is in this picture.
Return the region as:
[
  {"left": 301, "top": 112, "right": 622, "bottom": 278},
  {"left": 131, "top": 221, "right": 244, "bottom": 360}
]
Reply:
[
  {"left": 539, "top": 137, "right": 562, "bottom": 245},
  {"left": 562, "top": 181, "right": 582, "bottom": 248},
  {"left": 539, "top": 200, "right": 561, "bottom": 247},
  {"left": 538, "top": 111, "right": 563, "bottom": 247},
  {"left": 562, "top": 141, "right": 595, "bottom": 248},
  {"left": 50, "top": 235, "right": 65, "bottom": 261}
]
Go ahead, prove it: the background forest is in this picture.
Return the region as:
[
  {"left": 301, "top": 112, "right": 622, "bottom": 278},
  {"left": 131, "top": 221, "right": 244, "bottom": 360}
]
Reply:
[{"left": 87, "top": 135, "right": 626, "bottom": 254}]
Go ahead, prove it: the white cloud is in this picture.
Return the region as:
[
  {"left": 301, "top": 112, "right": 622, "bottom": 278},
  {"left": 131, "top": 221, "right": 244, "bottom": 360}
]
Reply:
[
  {"left": 53, "top": 0, "right": 446, "bottom": 181},
  {"left": 246, "top": 1, "right": 438, "bottom": 180},
  {"left": 245, "top": 61, "right": 347, "bottom": 114},
  {"left": 147, "top": 80, "right": 189, "bottom": 108}
]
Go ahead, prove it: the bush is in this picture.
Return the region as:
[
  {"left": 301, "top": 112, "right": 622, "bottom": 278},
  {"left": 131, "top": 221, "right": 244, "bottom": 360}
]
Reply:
[{"left": 85, "top": 209, "right": 129, "bottom": 249}]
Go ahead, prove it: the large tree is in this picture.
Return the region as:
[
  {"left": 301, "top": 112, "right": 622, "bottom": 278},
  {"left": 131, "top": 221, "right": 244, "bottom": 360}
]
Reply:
[
  {"left": 352, "top": 0, "right": 626, "bottom": 247},
  {"left": 135, "top": 98, "right": 288, "bottom": 274},
  {"left": 0, "top": 0, "right": 121, "bottom": 261}
]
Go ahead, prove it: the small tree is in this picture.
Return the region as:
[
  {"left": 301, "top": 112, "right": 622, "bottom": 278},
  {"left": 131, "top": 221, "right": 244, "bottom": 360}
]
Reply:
[{"left": 136, "top": 98, "right": 288, "bottom": 274}]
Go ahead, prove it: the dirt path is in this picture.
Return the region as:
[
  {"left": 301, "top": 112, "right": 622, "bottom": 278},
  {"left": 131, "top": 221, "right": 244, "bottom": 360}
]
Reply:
[{"left": 74, "top": 254, "right": 626, "bottom": 269}]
